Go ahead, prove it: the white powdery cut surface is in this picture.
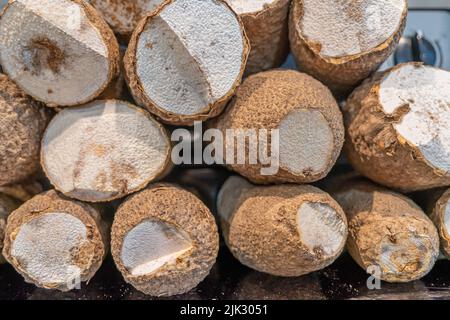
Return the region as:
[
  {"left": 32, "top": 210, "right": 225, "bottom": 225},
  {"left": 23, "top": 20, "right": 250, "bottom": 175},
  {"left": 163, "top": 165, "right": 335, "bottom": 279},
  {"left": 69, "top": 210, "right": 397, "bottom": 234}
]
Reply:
[
  {"left": 42, "top": 100, "right": 169, "bottom": 201},
  {"left": 297, "top": 202, "right": 346, "bottom": 256},
  {"left": 226, "top": 0, "right": 274, "bottom": 14},
  {"left": 0, "top": 0, "right": 110, "bottom": 105},
  {"left": 379, "top": 65, "right": 450, "bottom": 173},
  {"left": 279, "top": 109, "right": 334, "bottom": 176},
  {"left": 121, "top": 220, "right": 192, "bottom": 276},
  {"left": 11, "top": 213, "right": 88, "bottom": 285},
  {"left": 301, "top": 0, "right": 405, "bottom": 57},
  {"left": 136, "top": 0, "right": 244, "bottom": 116}
]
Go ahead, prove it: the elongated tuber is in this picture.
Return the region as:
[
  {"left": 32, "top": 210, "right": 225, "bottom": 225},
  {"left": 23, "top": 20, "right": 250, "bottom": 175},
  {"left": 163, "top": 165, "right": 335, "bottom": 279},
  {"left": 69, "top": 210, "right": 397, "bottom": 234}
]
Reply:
[
  {"left": 0, "top": 193, "right": 20, "bottom": 264},
  {"left": 2, "top": 190, "right": 109, "bottom": 291},
  {"left": 41, "top": 100, "right": 172, "bottom": 202},
  {"left": 344, "top": 63, "right": 450, "bottom": 192},
  {"left": 124, "top": 0, "right": 249, "bottom": 125},
  {"left": 330, "top": 177, "right": 439, "bottom": 283},
  {"left": 0, "top": 0, "right": 120, "bottom": 107},
  {"left": 225, "top": 0, "right": 290, "bottom": 75},
  {"left": 289, "top": 0, "right": 407, "bottom": 96},
  {"left": 89, "top": 0, "right": 166, "bottom": 43},
  {"left": 111, "top": 184, "right": 219, "bottom": 297},
  {"left": 215, "top": 69, "right": 344, "bottom": 184},
  {"left": 428, "top": 188, "right": 450, "bottom": 260},
  {"left": 0, "top": 74, "right": 49, "bottom": 187},
  {"left": 217, "top": 176, "right": 348, "bottom": 277}
]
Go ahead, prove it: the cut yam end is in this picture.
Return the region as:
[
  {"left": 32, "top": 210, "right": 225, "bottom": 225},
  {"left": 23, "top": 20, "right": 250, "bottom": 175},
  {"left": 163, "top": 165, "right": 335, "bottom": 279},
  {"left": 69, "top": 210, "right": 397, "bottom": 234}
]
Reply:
[
  {"left": 112, "top": 184, "right": 219, "bottom": 297},
  {"left": 125, "top": 0, "right": 249, "bottom": 125},
  {"left": 121, "top": 220, "right": 193, "bottom": 276},
  {"left": 3, "top": 191, "right": 107, "bottom": 291},
  {"left": 41, "top": 100, "right": 171, "bottom": 202},
  {"left": 89, "top": 0, "right": 165, "bottom": 40},
  {"left": 10, "top": 212, "right": 92, "bottom": 285},
  {"left": 297, "top": 202, "right": 346, "bottom": 257},
  {"left": 299, "top": 0, "right": 406, "bottom": 58},
  {"left": 0, "top": 0, "right": 120, "bottom": 107},
  {"left": 280, "top": 109, "right": 334, "bottom": 176},
  {"left": 379, "top": 64, "right": 450, "bottom": 174},
  {"left": 445, "top": 200, "right": 450, "bottom": 238}
]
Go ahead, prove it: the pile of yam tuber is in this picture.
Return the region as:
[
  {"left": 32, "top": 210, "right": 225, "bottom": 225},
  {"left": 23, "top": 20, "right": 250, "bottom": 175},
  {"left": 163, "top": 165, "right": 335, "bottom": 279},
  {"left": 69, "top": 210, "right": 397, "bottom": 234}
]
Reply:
[{"left": 0, "top": 0, "right": 449, "bottom": 297}]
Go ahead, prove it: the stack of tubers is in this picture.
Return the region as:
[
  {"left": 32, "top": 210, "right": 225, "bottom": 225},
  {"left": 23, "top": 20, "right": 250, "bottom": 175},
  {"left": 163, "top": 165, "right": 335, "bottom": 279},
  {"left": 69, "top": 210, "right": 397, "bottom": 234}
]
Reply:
[{"left": 0, "top": 0, "right": 449, "bottom": 298}]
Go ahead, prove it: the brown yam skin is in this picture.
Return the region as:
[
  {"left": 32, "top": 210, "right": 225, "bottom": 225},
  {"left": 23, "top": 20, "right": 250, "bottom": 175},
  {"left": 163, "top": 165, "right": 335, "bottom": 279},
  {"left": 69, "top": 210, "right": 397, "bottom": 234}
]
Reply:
[
  {"left": 111, "top": 184, "right": 219, "bottom": 297},
  {"left": 0, "top": 194, "right": 20, "bottom": 264},
  {"left": 288, "top": 0, "right": 407, "bottom": 98},
  {"left": 2, "top": 190, "right": 108, "bottom": 291},
  {"left": 221, "top": 183, "right": 347, "bottom": 277},
  {"left": 429, "top": 188, "right": 450, "bottom": 259},
  {"left": 214, "top": 69, "right": 344, "bottom": 184},
  {"left": 238, "top": 0, "right": 290, "bottom": 76},
  {"left": 344, "top": 63, "right": 450, "bottom": 192},
  {"left": 124, "top": 0, "right": 250, "bottom": 126},
  {"left": 332, "top": 178, "right": 440, "bottom": 283},
  {"left": 0, "top": 74, "right": 50, "bottom": 187}
]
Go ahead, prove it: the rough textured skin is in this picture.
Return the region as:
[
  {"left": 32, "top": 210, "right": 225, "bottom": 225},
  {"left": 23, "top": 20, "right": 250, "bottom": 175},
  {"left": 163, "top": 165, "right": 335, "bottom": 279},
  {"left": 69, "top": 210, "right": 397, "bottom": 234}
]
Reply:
[
  {"left": 430, "top": 189, "right": 450, "bottom": 259},
  {"left": 228, "top": 0, "right": 290, "bottom": 76},
  {"left": 219, "top": 181, "right": 348, "bottom": 277},
  {"left": 0, "top": 74, "right": 50, "bottom": 186},
  {"left": 0, "top": 0, "right": 121, "bottom": 107},
  {"left": 0, "top": 180, "right": 44, "bottom": 202},
  {"left": 214, "top": 69, "right": 344, "bottom": 184},
  {"left": 124, "top": 0, "right": 250, "bottom": 126},
  {"left": 332, "top": 178, "right": 439, "bottom": 283},
  {"left": 288, "top": 0, "right": 407, "bottom": 97},
  {"left": 2, "top": 190, "right": 108, "bottom": 291},
  {"left": 0, "top": 193, "right": 20, "bottom": 264},
  {"left": 111, "top": 184, "right": 219, "bottom": 297},
  {"left": 89, "top": 0, "right": 165, "bottom": 43},
  {"left": 344, "top": 63, "right": 450, "bottom": 192}
]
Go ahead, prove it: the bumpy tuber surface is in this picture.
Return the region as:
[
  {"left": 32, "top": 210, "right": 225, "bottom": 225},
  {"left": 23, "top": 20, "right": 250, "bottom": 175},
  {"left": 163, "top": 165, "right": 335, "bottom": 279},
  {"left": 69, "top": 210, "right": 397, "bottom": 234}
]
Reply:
[
  {"left": 344, "top": 63, "right": 450, "bottom": 192},
  {"left": 41, "top": 100, "right": 171, "bottom": 202},
  {"left": 331, "top": 177, "right": 439, "bottom": 283},
  {"left": 0, "top": 74, "right": 49, "bottom": 187},
  {"left": 429, "top": 188, "right": 450, "bottom": 260},
  {"left": 2, "top": 190, "right": 109, "bottom": 291},
  {"left": 0, "top": 0, "right": 120, "bottom": 107},
  {"left": 111, "top": 184, "right": 219, "bottom": 297},
  {"left": 225, "top": 0, "right": 290, "bottom": 75},
  {"left": 289, "top": 0, "right": 407, "bottom": 96},
  {"left": 217, "top": 176, "right": 348, "bottom": 277},
  {"left": 124, "top": 0, "right": 249, "bottom": 125},
  {"left": 215, "top": 69, "right": 344, "bottom": 184},
  {"left": 89, "top": 0, "right": 165, "bottom": 42}
]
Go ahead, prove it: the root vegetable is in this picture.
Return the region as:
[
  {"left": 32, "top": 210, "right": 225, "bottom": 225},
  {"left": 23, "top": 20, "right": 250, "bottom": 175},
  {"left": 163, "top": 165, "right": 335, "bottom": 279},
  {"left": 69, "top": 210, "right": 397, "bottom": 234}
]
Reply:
[
  {"left": 217, "top": 176, "right": 348, "bottom": 277},
  {"left": 89, "top": 0, "right": 165, "bottom": 43},
  {"left": 0, "top": 74, "right": 49, "bottom": 187},
  {"left": 225, "top": 0, "right": 290, "bottom": 75},
  {"left": 429, "top": 188, "right": 450, "bottom": 260},
  {"left": 330, "top": 177, "right": 439, "bottom": 283},
  {"left": 41, "top": 100, "right": 171, "bottom": 203},
  {"left": 289, "top": 0, "right": 407, "bottom": 96},
  {"left": 111, "top": 184, "right": 219, "bottom": 297},
  {"left": 0, "top": 0, "right": 120, "bottom": 107},
  {"left": 215, "top": 69, "right": 344, "bottom": 184},
  {"left": 2, "top": 190, "right": 109, "bottom": 291},
  {"left": 344, "top": 63, "right": 450, "bottom": 192},
  {"left": 124, "top": 0, "right": 249, "bottom": 125},
  {"left": 0, "top": 180, "right": 44, "bottom": 203}
]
